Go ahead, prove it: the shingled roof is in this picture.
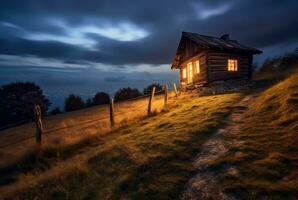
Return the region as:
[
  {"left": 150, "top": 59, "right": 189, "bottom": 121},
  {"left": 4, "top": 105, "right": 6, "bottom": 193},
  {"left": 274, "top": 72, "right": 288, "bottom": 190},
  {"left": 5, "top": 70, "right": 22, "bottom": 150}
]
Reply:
[
  {"left": 171, "top": 32, "right": 262, "bottom": 68},
  {"left": 182, "top": 32, "right": 262, "bottom": 54}
]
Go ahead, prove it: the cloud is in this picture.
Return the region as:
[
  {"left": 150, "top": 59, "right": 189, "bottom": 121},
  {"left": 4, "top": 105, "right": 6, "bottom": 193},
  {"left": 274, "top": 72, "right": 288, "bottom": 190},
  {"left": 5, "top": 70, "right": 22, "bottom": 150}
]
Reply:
[
  {"left": 104, "top": 76, "right": 126, "bottom": 82},
  {"left": 22, "top": 19, "right": 149, "bottom": 50},
  {"left": 0, "top": 0, "right": 298, "bottom": 69},
  {"left": 0, "top": 21, "right": 21, "bottom": 29},
  {"left": 194, "top": 3, "right": 232, "bottom": 19}
]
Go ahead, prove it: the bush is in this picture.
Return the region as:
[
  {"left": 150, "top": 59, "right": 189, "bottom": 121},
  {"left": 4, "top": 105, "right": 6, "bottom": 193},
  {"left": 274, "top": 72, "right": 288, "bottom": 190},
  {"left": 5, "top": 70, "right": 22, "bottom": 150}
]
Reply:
[
  {"left": 85, "top": 98, "right": 93, "bottom": 108},
  {"left": 64, "top": 94, "right": 85, "bottom": 111},
  {"left": 256, "top": 49, "right": 298, "bottom": 80},
  {"left": 143, "top": 83, "right": 163, "bottom": 95},
  {"left": 0, "top": 82, "right": 51, "bottom": 128},
  {"left": 50, "top": 107, "right": 62, "bottom": 115},
  {"left": 93, "top": 92, "right": 110, "bottom": 105},
  {"left": 114, "top": 87, "right": 142, "bottom": 102}
]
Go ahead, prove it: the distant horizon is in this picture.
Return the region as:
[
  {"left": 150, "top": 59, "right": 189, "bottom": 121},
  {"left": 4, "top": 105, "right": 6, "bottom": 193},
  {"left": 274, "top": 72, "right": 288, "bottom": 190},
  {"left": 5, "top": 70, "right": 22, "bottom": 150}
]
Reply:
[
  {"left": 1, "top": 49, "right": 297, "bottom": 110},
  {"left": 0, "top": 65, "right": 179, "bottom": 110}
]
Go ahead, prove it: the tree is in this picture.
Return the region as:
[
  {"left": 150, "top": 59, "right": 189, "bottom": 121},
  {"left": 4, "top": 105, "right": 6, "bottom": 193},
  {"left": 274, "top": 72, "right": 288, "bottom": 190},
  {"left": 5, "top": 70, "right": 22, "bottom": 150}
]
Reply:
[
  {"left": 85, "top": 98, "right": 93, "bottom": 108},
  {"left": 50, "top": 107, "right": 62, "bottom": 115},
  {"left": 93, "top": 92, "right": 110, "bottom": 105},
  {"left": 143, "top": 83, "right": 163, "bottom": 95},
  {"left": 114, "top": 87, "right": 142, "bottom": 102},
  {"left": 64, "top": 94, "right": 85, "bottom": 111},
  {"left": 0, "top": 82, "right": 51, "bottom": 128}
]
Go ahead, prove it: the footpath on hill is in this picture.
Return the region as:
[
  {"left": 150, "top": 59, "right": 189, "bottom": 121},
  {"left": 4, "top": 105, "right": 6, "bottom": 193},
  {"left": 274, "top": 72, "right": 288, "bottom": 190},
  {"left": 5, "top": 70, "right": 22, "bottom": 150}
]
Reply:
[{"left": 182, "top": 93, "right": 258, "bottom": 200}]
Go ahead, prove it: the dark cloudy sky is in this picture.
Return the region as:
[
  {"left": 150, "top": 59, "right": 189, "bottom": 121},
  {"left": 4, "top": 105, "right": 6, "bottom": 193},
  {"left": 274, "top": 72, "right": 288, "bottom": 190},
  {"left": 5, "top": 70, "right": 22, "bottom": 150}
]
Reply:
[{"left": 1, "top": 0, "right": 298, "bottom": 108}]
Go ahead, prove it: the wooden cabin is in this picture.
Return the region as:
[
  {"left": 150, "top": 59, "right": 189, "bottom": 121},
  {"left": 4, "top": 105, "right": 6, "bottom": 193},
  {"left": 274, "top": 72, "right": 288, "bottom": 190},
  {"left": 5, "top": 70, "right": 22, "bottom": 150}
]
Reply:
[{"left": 171, "top": 32, "right": 262, "bottom": 90}]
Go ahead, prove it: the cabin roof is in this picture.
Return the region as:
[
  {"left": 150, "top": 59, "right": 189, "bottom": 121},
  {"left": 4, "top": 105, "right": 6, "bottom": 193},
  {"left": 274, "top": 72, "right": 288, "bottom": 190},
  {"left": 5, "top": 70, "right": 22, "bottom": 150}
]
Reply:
[{"left": 171, "top": 31, "right": 262, "bottom": 68}]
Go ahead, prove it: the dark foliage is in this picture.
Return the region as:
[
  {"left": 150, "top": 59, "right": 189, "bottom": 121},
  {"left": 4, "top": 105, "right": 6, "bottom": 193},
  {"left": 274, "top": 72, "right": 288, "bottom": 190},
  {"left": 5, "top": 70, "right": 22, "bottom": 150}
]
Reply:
[
  {"left": 64, "top": 94, "right": 85, "bottom": 112},
  {"left": 143, "top": 83, "right": 163, "bottom": 95},
  {"left": 114, "top": 87, "right": 142, "bottom": 102},
  {"left": 259, "top": 49, "right": 298, "bottom": 74},
  {"left": 93, "top": 92, "right": 110, "bottom": 105},
  {"left": 50, "top": 107, "right": 62, "bottom": 115},
  {"left": 0, "top": 82, "right": 51, "bottom": 128},
  {"left": 85, "top": 98, "right": 93, "bottom": 108}
]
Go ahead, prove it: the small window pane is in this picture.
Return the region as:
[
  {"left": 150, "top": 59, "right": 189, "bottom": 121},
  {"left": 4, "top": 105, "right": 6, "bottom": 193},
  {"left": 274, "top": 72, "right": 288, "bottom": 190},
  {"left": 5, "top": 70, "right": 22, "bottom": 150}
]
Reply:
[
  {"left": 195, "top": 60, "right": 200, "bottom": 74},
  {"left": 228, "top": 59, "right": 238, "bottom": 71},
  {"left": 182, "top": 67, "right": 187, "bottom": 78}
]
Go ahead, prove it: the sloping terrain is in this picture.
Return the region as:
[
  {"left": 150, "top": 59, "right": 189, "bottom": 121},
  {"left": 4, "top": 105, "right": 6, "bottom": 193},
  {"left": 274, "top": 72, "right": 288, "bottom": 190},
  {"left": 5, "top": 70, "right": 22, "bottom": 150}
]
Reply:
[
  {"left": 185, "top": 70, "right": 298, "bottom": 199},
  {"left": 0, "top": 70, "right": 297, "bottom": 200},
  {"left": 0, "top": 93, "right": 242, "bottom": 199},
  {"left": 0, "top": 94, "right": 165, "bottom": 168}
]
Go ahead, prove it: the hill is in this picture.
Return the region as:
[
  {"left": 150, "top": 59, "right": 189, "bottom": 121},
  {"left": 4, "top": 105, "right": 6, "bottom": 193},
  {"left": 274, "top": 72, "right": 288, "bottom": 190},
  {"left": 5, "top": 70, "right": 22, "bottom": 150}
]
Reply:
[
  {"left": 187, "top": 69, "right": 298, "bottom": 199},
  {"left": 0, "top": 91, "right": 243, "bottom": 199},
  {"left": 0, "top": 94, "right": 165, "bottom": 168},
  {"left": 0, "top": 70, "right": 297, "bottom": 199}
]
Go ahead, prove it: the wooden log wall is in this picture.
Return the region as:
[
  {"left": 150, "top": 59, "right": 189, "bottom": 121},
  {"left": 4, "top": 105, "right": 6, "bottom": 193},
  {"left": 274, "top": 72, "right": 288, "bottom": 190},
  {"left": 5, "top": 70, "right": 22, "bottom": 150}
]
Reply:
[
  {"left": 179, "top": 52, "right": 208, "bottom": 85},
  {"left": 207, "top": 51, "right": 253, "bottom": 82}
]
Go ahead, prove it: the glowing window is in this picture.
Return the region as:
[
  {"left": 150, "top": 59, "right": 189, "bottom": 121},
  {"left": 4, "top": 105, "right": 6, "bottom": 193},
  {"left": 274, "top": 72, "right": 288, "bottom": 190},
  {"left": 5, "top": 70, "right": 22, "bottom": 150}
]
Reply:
[
  {"left": 187, "top": 62, "right": 193, "bottom": 83},
  {"left": 182, "top": 67, "right": 187, "bottom": 78},
  {"left": 228, "top": 59, "right": 238, "bottom": 71},
  {"left": 195, "top": 60, "right": 200, "bottom": 74}
]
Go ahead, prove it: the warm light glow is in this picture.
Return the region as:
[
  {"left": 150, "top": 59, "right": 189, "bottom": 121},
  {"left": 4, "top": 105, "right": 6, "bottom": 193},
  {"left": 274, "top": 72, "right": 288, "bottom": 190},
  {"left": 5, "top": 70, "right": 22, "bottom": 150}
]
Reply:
[
  {"left": 228, "top": 59, "right": 238, "bottom": 71},
  {"left": 187, "top": 62, "right": 193, "bottom": 83},
  {"left": 182, "top": 67, "right": 187, "bottom": 79},
  {"left": 195, "top": 60, "right": 200, "bottom": 74}
]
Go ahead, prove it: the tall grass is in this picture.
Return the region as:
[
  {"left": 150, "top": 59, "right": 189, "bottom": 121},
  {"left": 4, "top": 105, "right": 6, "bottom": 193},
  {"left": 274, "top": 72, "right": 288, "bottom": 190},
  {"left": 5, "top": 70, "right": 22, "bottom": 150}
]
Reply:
[
  {"left": 0, "top": 93, "right": 242, "bottom": 199},
  {"left": 204, "top": 70, "right": 298, "bottom": 199}
]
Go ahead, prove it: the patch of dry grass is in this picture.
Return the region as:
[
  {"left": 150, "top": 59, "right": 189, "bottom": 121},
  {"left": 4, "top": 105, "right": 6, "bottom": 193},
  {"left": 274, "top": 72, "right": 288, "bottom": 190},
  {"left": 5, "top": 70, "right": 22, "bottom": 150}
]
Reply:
[
  {"left": 205, "top": 70, "right": 298, "bottom": 199},
  {"left": 0, "top": 94, "right": 167, "bottom": 168},
  {"left": 0, "top": 93, "right": 242, "bottom": 199}
]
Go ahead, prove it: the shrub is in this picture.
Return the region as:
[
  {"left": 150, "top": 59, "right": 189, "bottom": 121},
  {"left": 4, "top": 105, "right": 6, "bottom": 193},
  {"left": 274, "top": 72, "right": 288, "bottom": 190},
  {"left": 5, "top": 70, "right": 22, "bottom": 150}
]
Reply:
[
  {"left": 256, "top": 49, "right": 298, "bottom": 80},
  {"left": 143, "top": 83, "right": 163, "bottom": 95},
  {"left": 92, "top": 92, "right": 110, "bottom": 105},
  {"left": 114, "top": 87, "right": 142, "bottom": 102},
  {"left": 50, "top": 107, "right": 62, "bottom": 115},
  {"left": 64, "top": 94, "right": 85, "bottom": 111},
  {"left": 85, "top": 98, "right": 93, "bottom": 108}
]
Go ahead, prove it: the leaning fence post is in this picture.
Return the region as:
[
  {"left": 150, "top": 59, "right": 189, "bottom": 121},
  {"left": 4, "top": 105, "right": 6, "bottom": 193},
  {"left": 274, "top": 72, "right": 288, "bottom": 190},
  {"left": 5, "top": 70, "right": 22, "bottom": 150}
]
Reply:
[
  {"left": 173, "top": 83, "right": 178, "bottom": 98},
  {"left": 34, "top": 105, "right": 43, "bottom": 148},
  {"left": 109, "top": 98, "right": 115, "bottom": 127},
  {"left": 164, "top": 84, "right": 168, "bottom": 108},
  {"left": 148, "top": 86, "right": 156, "bottom": 115}
]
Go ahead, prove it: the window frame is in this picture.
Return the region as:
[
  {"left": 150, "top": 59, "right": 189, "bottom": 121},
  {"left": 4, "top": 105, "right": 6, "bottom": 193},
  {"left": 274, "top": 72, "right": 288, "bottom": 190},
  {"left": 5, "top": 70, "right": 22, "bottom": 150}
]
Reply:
[{"left": 227, "top": 59, "right": 238, "bottom": 72}]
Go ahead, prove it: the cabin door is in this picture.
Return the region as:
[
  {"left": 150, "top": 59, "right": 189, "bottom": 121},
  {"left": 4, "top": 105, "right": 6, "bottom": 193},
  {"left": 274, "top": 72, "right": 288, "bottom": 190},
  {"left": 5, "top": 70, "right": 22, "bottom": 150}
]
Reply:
[{"left": 187, "top": 62, "right": 193, "bottom": 84}]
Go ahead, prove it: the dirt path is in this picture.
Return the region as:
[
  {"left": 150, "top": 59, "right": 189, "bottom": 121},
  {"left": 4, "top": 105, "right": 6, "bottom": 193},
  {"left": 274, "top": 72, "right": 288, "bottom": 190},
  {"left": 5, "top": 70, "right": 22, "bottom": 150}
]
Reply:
[{"left": 182, "top": 94, "right": 258, "bottom": 200}]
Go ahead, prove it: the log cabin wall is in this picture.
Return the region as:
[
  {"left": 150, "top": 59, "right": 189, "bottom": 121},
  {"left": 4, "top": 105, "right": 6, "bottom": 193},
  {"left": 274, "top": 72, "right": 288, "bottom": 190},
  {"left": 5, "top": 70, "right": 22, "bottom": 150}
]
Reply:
[
  {"left": 178, "top": 37, "right": 199, "bottom": 64},
  {"left": 180, "top": 52, "right": 208, "bottom": 85},
  {"left": 207, "top": 51, "right": 253, "bottom": 82}
]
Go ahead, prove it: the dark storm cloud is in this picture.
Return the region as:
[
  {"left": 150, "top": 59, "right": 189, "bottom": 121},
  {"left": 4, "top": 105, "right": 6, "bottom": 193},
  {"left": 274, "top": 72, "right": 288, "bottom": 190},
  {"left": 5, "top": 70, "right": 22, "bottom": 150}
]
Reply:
[
  {"left": 0, "top": 0, "right": 298, "bottom": 67},
  {"left": 104, "top": 76, "right": 126, "bottom": 82}
]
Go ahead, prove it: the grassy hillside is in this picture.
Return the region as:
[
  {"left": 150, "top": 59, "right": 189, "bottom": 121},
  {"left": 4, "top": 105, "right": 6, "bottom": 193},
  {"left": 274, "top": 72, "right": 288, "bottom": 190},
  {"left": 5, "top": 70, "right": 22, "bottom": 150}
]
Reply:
[
  {"left": 1, "top": 69, "right": 297, "bottom": 199},
  {"left": 205, "top": 70, "right": 298, "bottom": 199},
  {"left": 0, "top": 94, "right": 165, "bottom": 168},
  {"left": 0, "top": 93, "right": 242, "bottom": 199}
]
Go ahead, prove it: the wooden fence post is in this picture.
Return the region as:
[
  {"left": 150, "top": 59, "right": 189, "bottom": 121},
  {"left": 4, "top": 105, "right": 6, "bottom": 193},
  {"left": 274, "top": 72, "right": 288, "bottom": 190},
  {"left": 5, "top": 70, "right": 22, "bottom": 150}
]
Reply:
[
  {"left": 109, "top": 98, "right": 115, "bottom": 127},
  {"left": 148, "top": 86, "right": 156, "bottom": 115},
  {"left": 173, "top": 83, "right": 178, "bottom": 98},
  {"left": 164, "top": 84, "right": 168, "bottom": 108},
  {"left": 34, "top": 105, "right": 43, "bottom": 148}
]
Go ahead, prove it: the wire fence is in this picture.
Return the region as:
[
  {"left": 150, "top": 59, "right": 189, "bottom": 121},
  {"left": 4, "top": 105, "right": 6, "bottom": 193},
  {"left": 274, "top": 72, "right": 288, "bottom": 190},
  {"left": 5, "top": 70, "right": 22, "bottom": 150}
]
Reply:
[{"left": 0, "top": 84, "right": 179, "bottom": 149}]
